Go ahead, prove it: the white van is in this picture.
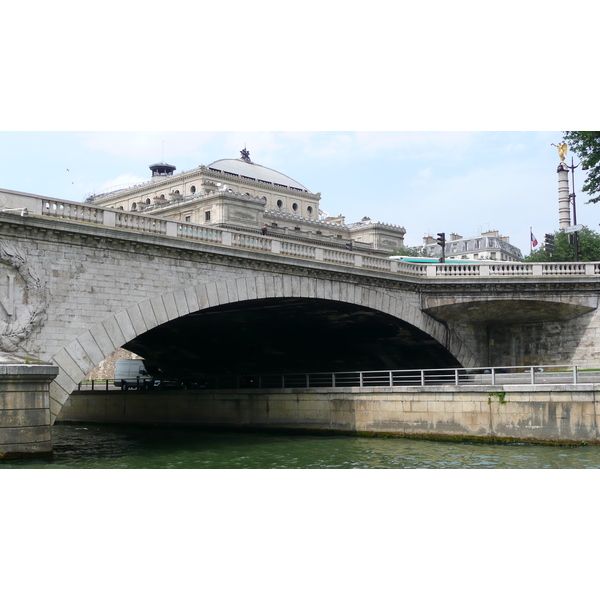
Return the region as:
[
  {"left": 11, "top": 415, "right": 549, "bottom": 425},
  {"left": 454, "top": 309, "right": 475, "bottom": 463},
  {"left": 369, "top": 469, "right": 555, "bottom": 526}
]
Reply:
[{"left": 114, "top": 359, "right": 155, "bottom": 390}]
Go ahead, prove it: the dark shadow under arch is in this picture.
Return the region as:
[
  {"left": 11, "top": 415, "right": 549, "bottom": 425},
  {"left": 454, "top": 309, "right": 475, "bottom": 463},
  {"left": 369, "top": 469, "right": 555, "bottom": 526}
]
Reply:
[{"left": 123, "top": 297, "right": 462, "bottom": 381}]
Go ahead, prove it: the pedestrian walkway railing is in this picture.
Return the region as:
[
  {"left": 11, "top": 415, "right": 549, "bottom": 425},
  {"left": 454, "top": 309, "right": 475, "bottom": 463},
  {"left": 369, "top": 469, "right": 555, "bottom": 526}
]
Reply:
[
  {"left": 77, "top": 364, "right": 600, "bottom": 392},
  {"left": 11, "top": 196, "right": 598, "bottom": 278}
]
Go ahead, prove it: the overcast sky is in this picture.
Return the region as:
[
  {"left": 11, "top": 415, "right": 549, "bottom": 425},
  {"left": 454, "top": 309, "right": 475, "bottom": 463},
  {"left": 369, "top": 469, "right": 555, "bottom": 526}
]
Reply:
[{"left": 0, "top": 130, "right": 595, "bottom": 253}]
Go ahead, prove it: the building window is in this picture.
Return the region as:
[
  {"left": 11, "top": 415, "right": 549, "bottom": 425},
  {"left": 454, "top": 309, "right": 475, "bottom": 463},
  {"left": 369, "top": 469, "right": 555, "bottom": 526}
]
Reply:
[
  {"left": 132, "top": 202, "right": 137, "bottom": 210},
  {"left": 146, "top": 198, "right": 151, "bottom": 204},
  {"left": 205, "top": 211, "right": 211, "bottom": 222},
  {"left": 277, "top": 199, "right": 283, "bottom": 209},
  {"left": 190, "top": 186, "right": 196, "bottom": 194},
  {"left": 307, "top": 206, "right": 313, "bottom": 215},
  {"left": 292, "top": 203, "right": 298, "bottom": 212},
  {"left": 185, "top": 216, "right": 191, "bottom": 222}
]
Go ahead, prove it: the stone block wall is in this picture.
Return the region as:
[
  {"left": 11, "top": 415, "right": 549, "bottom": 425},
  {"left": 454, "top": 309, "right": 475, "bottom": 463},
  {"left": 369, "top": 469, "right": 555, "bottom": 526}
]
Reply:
[{"left": 60, "top": 385, "right": 600, "bottom": 445}]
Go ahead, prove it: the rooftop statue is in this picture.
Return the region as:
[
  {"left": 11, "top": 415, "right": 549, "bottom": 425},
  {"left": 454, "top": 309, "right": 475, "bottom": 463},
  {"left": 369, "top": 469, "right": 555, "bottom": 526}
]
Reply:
[{"left": 552, "top": 142, "right": 568, "bottom": 163}]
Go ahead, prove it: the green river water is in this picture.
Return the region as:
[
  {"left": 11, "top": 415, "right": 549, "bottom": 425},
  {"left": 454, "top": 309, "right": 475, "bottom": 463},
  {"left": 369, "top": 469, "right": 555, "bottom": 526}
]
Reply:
[{"left": 3, "top": 423, "right": 600, "bottom": 468}]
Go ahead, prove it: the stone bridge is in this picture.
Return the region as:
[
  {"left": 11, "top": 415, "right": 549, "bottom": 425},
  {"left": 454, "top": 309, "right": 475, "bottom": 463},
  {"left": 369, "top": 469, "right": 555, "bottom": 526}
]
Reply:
[{"left": 1, "top": 190, "right": 600, "bottom": 434}]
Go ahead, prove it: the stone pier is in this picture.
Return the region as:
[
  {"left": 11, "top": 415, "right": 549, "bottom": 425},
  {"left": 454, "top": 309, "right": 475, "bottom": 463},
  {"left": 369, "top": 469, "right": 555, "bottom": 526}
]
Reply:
[{"left": 0, "top": 360, "right": 59, "bottom": 459}]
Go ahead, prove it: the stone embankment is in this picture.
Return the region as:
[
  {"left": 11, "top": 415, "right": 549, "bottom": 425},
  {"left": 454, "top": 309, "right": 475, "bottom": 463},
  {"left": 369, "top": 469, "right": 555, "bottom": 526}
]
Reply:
[{"left": 60, "top": 385, "right": 600, "bottom": 445}]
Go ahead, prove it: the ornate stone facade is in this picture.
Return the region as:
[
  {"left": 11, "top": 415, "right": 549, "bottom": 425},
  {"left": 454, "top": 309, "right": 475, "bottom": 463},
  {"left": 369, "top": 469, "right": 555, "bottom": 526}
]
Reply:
[{"left": 86, "top": 150, "right": 406, "bottom": 254}]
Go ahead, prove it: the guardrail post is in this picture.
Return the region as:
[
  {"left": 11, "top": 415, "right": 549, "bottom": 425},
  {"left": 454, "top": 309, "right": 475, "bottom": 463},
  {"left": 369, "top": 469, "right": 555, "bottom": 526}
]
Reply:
[
  {"left": 359, "top": 371, "right": 363, "bottom": 387},
  {"left": 573, "top": 365, "right": 578, "bottom": 384},
  {"left": 491, "top": 368, "right": 496, "bottom": 385},
  {"left": 530, "top": 367, "right": 535, "bottom": 385},
  {"left": 332, "top": 373, "right": 336, "bottom": 387},
  {"left": 421, "top": 370, "right": 425, "bottom": 386},
  {"left": 454, "top": 369, "right": 459, "bottom": 385},
  {"left": 389, "top": 371, "right": 393, "bottom": 386}
]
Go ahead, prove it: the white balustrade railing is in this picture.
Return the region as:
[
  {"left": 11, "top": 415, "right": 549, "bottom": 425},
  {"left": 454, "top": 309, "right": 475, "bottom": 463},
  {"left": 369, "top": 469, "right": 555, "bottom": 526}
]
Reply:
[
  {"left": 178, "top": 224, "right": 223, "bottom": 244},
  {"left": 281, "top": 242, "right": 316, "bottom": 259},
  {"left": 233, "top": 233, "right": 272, "bottom": 252},
  {"left": 42, "top": 200, "right": 104, "bottom": 224},
  {"left": 323, "top": 249, "right": 355, "bottom": 266},
  {"left": 20, "top": 197, "right": 600, "bottom": 279},
  {"left": 114, "top": 212, "right": 168, "bottom": 234}
]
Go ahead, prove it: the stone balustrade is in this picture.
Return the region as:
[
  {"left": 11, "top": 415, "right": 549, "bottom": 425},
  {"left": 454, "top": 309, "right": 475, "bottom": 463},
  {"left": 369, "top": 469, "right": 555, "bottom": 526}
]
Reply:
[{"left": 21, "top": 196, "right": 600, "bottom": 279}]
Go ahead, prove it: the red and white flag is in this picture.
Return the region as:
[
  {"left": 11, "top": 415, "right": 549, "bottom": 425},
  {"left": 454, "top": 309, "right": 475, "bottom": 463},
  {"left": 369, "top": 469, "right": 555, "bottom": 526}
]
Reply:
[{"left": 531, "top": 231, "right": 538, "bottom": 248}]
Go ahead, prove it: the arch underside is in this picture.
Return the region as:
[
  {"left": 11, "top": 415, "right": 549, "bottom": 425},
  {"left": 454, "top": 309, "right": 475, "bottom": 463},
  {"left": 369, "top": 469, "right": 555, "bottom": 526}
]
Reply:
[
  {"left": 49, "top": 275, "right": 474, "bottom": 422},
  {"left": 123, "top": 297, "right": 462, "bottom": 381}
]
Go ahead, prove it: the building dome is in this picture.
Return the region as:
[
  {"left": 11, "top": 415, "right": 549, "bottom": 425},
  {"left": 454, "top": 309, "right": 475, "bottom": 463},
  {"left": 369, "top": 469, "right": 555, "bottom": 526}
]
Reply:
[{"left": 207, "top": 158, "right": 311, "bottom": 193}]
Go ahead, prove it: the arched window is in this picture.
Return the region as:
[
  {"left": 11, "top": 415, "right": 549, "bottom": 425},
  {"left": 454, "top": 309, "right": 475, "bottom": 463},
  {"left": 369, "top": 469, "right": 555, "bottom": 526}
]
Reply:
[
  {"left": 190, "top": 185, "right": 196, "bottom": 194},
  {"left": 132, "top": 202, "right": 137, "bottom": 210},
  {"left": 292, "top": 203, "right": 298, "bottom": 213},
  {"left": 307, "top": 206, "right": 313, "bottom": 215},
  {"left": 277, "top": 199, "right": 283, "bottom": 209}
]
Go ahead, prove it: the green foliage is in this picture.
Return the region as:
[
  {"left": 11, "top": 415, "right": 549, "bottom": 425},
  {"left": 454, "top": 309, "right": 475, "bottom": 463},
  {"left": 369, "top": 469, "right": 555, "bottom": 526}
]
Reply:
[
  {"left": 388, "top": 246, "right": 426, "bottom": 257},
  {"left": 524, "top": 227, "right": 600, "bottom": 262},
  {"left": 563, "top": 131, "right": 600, "bottom": 204},
  {"left": 488, "top": 391, "right": 506, "bottom": 404}
]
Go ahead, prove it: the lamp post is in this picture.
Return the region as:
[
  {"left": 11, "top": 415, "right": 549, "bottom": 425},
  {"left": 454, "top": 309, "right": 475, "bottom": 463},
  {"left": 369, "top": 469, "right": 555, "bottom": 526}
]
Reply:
[{"left": 566, "top": 157, "right": 588, "bottom": 262}]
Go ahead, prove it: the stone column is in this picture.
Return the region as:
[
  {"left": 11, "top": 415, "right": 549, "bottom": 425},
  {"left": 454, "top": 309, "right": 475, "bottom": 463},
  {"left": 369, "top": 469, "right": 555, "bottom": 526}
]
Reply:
[
  {"left": 0, "top": 361, "right": 59, "bottom": 460},
  {"left": 558, "top": 162, "right": 571, "bottom": 231}
]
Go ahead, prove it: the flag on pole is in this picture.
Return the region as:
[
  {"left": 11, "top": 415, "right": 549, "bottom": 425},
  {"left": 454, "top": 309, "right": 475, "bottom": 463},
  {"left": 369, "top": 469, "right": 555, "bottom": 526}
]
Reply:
[{"left": 531, "top": 230, "right": 538, "bottom": 248}]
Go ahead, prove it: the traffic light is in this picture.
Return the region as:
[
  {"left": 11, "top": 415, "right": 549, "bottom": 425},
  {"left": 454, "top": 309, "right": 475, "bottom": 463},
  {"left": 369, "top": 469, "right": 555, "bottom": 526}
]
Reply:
[
  {"left": 345, "top": 241, "right": 353, "bottom": 251},
  {"left": 436, "top": 233, "right": 446, "bottom": 263},
  {"left": 544, "top": 233, "right": 555, "bottom": 254}
]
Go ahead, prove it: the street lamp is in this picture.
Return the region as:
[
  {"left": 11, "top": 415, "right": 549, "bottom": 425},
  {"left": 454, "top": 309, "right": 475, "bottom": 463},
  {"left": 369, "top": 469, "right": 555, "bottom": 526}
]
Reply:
[{"left": 566, "top": 157, "right": 588, "bottom": 261}]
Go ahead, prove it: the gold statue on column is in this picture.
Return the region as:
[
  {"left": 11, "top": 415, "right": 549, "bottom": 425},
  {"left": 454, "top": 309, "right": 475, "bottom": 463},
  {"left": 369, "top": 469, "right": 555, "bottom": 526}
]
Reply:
[{"left": 552, "top": 142, "right": 568, "bottom": 163}]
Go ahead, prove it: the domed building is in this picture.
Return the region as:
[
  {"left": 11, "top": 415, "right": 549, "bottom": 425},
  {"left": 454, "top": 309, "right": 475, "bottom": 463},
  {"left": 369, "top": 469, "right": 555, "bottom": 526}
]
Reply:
[{"left": 86, "top": 149, "right": 406, "bottom": 254}]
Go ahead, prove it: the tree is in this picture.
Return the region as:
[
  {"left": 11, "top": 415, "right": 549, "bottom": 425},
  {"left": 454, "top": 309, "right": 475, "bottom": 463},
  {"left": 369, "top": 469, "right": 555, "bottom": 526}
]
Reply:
[
  {"left": 387, "top": 246, "right": 426, "bottom": 257},
  {"left": 562, "top": 131, "right": 600, "bottom": 203},
  {"left": 524, "top": 227, "right": 600, "bottom": 262}
]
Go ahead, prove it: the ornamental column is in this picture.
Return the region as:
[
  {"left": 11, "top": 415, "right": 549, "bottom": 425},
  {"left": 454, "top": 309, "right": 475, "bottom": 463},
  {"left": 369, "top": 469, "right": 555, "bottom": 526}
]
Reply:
[
  {"left": 554, "top": 142, "right": 571, "bottom": 231},
  {"left": 558, "top": 162, "right": 570, "bottom": 230}
]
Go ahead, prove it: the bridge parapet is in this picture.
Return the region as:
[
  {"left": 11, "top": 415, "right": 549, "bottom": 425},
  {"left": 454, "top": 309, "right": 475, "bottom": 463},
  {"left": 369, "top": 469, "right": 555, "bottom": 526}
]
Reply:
[{"left": 4, "top": 193, "right": 600, "bottom": 279}]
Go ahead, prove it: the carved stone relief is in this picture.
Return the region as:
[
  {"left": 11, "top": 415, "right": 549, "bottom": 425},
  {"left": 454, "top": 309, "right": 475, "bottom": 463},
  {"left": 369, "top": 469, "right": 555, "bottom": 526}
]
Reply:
[
  {"left": 0, "top": 242, "right": 47, "bottom": 353},
  {"left": 232, "top": 211, "right": 255, "bottom": 222}
]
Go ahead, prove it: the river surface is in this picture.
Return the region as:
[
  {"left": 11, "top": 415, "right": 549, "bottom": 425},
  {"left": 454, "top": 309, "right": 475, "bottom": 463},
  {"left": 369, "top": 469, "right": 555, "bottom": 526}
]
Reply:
[{"left": 3, "top": 423, "right": 600, "bottom": 468}]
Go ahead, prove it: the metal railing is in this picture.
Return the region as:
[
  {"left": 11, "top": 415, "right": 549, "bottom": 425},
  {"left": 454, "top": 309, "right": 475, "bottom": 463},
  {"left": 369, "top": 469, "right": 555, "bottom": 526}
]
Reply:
[{"left": 76, "top": 364, "right": 600, "bottom": 392}]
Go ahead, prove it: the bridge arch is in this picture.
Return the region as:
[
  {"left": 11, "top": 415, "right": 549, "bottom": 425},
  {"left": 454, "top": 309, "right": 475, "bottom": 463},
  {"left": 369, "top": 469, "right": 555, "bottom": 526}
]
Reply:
[{"left": 49, "top": 273, "right": 476, "bottom": 422}]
